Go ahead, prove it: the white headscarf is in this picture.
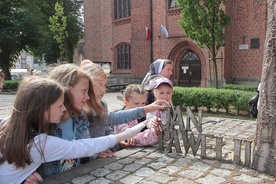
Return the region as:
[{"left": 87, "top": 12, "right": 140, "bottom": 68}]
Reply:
[{"left": 141, "top": 59, "right": 166, "bottom": 87}]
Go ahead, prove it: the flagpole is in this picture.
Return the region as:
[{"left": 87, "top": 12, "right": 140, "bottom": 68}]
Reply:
[{"left": 150, "top": 0, "right": 153, "bottom": 63}]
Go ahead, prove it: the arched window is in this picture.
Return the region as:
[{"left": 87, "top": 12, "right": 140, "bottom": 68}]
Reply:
[
  {"left": 116, "top": 44, "right": 131, "bottom": 70},
  {"left": 114, "top": 0, "right": 131, "bottom": 20}
]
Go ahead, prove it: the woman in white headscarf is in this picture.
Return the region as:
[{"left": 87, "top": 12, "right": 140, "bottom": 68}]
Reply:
[{"left": 141, "top": 59, "right": 173, "bottom": 104}]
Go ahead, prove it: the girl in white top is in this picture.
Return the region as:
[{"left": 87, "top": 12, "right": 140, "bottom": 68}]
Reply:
[{"left": 0, "top": 77, "right": 150, "bottom": 184}]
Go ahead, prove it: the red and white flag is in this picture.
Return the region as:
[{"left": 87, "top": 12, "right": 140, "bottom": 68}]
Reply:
[{"left": 145, "top": 26, "right": 152, "bottom": 41}]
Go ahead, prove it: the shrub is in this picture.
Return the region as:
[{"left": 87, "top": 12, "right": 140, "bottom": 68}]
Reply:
[
  {"left": 3, "top": 80, "right": 20, "bottom": 90},
  {"left": 173, "top": 87, "right": 256, "bottom": 115},
  {"left": 222, "top": 84, "right": 258, "bottom": 92}
]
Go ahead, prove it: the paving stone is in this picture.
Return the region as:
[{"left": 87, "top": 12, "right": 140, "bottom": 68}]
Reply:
[
  {"left": 195, "top": 174, "right": 226, "bottom": 184},
  {"left": 156, "top": 156, "right": 175, "bottom": 164},
  {"left": 173, "top": 157, "right": 193, "bottom": 166},
  {"left": 147, "top": 162, "right": 167, "bottom": 170},
  {"left": 142, "top": 147, "right": 157, "bottom": 153},
  {"left": 90, "top": 168, "right": 112, "bottom": 177},
  {"left": 71, "top": 174, "right": 95, "bottom": 184},
  {"left": 134, "top": 167, "right": 156, "bottom": 177},
  {"left": 130, "top": 151, "right": 150, "bottom": 159},
  {"left": 178, "top": 169, "right": 204, "bottom": 179},
  {"left": 134, "top": 158, "right": 152, "bottom": 165},
  {"left": 170, "top": 178, "right": 197, "bottom": 184},
  {"left": 232, "top": 174, "right": 263, "bottom": 183},
  {"left": 146, "top": 172, "right": 175, "bottom": 183},
  {"left": 146, "top": 151, "right": 165, "bottom": 159},
  {"left": 88, "top": 178, "right": 113, "bottom": 184},
  {"left": 120, "top": 175, "right": 144, "bottom": 184},
  {"left": 189, "top": 162, "right": 211, "bottom": 172},
  {"left": 105, "top": 170, "right": 130, "bottom": 180},
  {"left": 159, "top": 166, "right": 182, "bottom": 175},
  {"left": 138, "top": 180, "right": 158, "bottom": 184},
  {"left": 104, "top": 162, "right": 124, "bottom": 170},
  {"left": 210, "top": 168, "right": 232, "bottom": 177},
  {"left": 117, "top": 157, "right": 136, "bottom": 164},
  {"left": 123, "top": 163, "right": 143, "bottom": 172}
]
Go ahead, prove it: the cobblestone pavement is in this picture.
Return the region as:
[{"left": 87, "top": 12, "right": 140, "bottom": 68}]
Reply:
[{"left": 0, "top": 93, "right": 275, "bottom": 184}]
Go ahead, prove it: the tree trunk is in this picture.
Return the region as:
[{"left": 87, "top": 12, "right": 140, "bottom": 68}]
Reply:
[{"left": 252, "top": 0, "right": 276, "bottom": 176}]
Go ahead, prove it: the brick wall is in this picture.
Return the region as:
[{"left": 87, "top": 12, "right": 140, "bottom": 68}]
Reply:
[{"left": 84, "top": 0, "right": 266, "bottom": 86}]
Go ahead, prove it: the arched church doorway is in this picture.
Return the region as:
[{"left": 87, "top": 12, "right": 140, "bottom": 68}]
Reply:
[{"left": 179, "top": 50, "right": 201, "bottom": 87}]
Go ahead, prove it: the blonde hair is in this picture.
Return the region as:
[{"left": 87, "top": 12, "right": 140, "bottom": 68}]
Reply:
[
  {"left": 81, "top": 63, "right": 110, "bottom": 80},
  {"left": 123, "top": 84, "right": 148, "bottom": 102},
  {"left": 163, "top": 59, "right": 173, "bottom": 68},
  {"left": 49, "top": 64, "right": 103, "bottom": 122}
]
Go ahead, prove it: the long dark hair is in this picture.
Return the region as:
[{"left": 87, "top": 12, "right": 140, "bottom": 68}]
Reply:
[{"left": 0, "top": 77, "right": 64, "bottom": 168}]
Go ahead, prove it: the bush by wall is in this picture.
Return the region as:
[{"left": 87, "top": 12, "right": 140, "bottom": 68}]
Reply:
[
  {"left": 172, "top": 87, "right": 256, "bottom": 115},
  {"left": 3, "top": 80, "right": 20, "bottom": 90},
  {"left": 222, "top": 84, "right": 258, "bottom": 92}
]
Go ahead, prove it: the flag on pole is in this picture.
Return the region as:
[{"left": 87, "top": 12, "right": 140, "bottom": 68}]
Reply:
[
  {"left": 160, "top": 24, "right": 169, "bottom": 38},
  {"left": 145, "top": 26, "right": 151, "bottom": 41}
]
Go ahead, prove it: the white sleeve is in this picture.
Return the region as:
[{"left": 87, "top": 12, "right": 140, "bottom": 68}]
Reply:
[{"left": 31, "top": 134, "right": 117, "bottom": 163}]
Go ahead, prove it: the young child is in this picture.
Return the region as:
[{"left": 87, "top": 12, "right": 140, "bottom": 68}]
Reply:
[
  {"left": 141, "top": 59, "right": 174, "bottom": 104},
  {"left": 0, "top": 70, "right": 5, "bottom": 92},
  {"left": 113, "top": 85, "right": 161, "bottom": 148},
  {"left": 146, "top": 77, "right": 174, "bottom": 132},
  {"left": 0, "top": 76, "right": 147, "bottom": 184},
  {"left": 81, "top": 63, "right": 170, "bottom": 159}
]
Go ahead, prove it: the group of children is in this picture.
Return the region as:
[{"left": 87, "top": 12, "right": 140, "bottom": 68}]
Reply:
[{"left": 0, "top": 59, "right": 174, "bottom": 184}]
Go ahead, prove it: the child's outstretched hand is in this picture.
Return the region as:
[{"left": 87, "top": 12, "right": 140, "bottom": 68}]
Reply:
[
  {"left": 24, "top": 172, "right": 43, "bottom": 184},
  {"left": 143, "top": 100, "right": 170, "bottom": 113},
  {"left": 119, "top": 138, "right": 136, "bottom": 148},
  {"left": 150, "top": 116, "right": 166, "bottom": 133},
  {"left": 98, "top": 150, "right": 115, "bottom": 158}
]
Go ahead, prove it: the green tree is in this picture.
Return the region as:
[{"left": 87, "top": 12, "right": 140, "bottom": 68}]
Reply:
[
  {"left": 49, "top": 2, "right": 69, "bottom": 61},
  {"left": 177, "top": 0, "right": 230, "bottom": 88},
  {"left": 0, "top": 0, "right": 83, "bottom": 77},
  {"left": 33, "top": 0, "right": 83, "bottom": 63},
  {"left": 0, "top": 0, "right": 45, "bottom": 79}
]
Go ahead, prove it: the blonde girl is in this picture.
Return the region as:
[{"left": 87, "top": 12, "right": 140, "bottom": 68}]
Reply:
[{"left": 114, "top": 85, "right": 162, "bottom": 147}]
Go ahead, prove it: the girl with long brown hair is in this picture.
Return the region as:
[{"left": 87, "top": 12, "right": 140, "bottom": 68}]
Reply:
[{"left": 0, "top": 76, "right": 152, "bottom": 184}]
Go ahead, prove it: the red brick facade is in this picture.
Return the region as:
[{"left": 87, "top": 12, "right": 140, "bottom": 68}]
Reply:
[{"left": 84, "top": 0, "right": 266, "bottom": 87}]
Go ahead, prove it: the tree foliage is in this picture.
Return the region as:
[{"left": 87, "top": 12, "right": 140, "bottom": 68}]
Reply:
[
  {"left": 49, "top": 2, "right": 69, "bottom": 60},
  {"left": 177, "top": 0, "right": 230, "bottom": 88},
  {"left": 0, "top": 0, "right": 45, "bottom": 79},
  {"left": 0, "top": 0, "right": 83, "bottom": 79}
]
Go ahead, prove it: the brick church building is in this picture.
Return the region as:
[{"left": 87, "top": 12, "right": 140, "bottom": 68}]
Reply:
[{"left": 83, "top": 0, "right": 266, "bottom": 87}]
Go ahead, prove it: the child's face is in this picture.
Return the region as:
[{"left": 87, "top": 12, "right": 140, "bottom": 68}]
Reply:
[
  {"left": 69, "top": 78, "right": 90, "bottom": 110},
  {"left": 44, "top": 93, "right": 66, "bottom": 124},
  {"left": 92, "top": 75, "right": 107, "bottom": 100},
  {"left": 153, "top": 84, "right": 173, "bottom": 102},
  {"left": 124, "top": 92, "right": 147, "bottom": 109},
  {"left": 0, "top": 76, "right": 4, "bottom": 91},
  {"left": 160, "top": 64, "right": 173, "bottom": 79}
]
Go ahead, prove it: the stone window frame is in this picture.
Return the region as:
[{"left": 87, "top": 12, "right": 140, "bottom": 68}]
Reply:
[
  {"left": 116, "top": 43, "right": 131, "bottom": 70},
  {"left": 114, "top": 0, "right": 131, "bottom": 20},
  {"left": 168, "top": 0, "right": 178, "bottom": 9}
]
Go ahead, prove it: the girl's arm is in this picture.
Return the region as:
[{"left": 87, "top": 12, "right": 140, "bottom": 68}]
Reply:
[{"left": 108, "top": 100, "right": 169, "bottom": 126}]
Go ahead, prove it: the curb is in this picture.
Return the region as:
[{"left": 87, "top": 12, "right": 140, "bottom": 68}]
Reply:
[{"left": 42, "top": 148, "right": 143, "bottom": 184}]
